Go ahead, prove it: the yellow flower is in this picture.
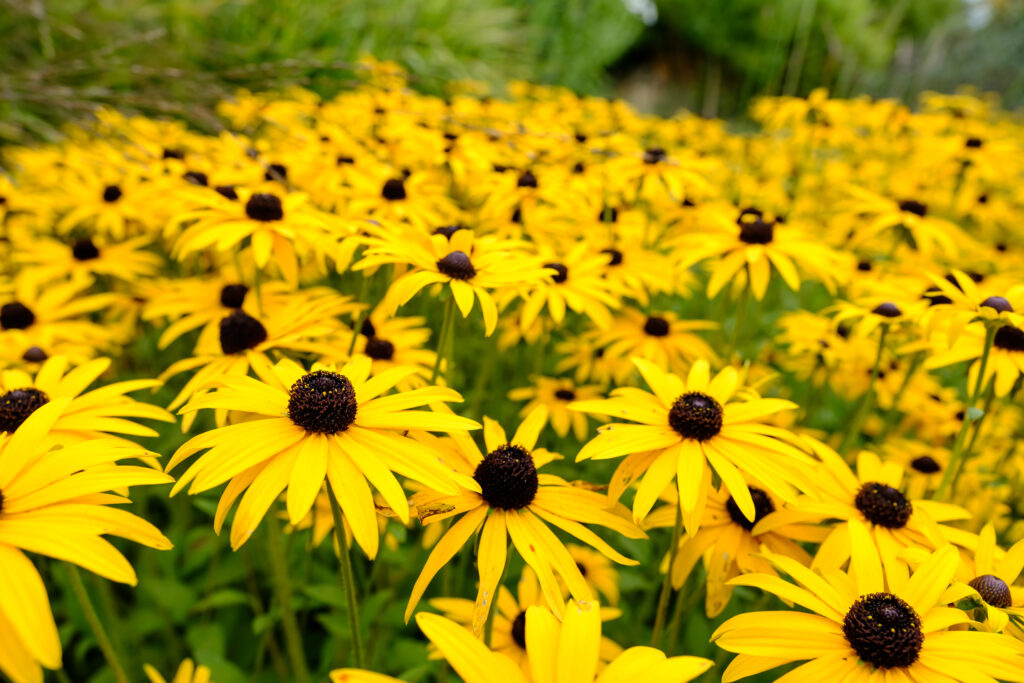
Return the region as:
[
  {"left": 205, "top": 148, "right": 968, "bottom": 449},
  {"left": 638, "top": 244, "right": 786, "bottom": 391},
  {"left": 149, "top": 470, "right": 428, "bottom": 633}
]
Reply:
[
  {"left": 406, "top": 406, "right": 643, "bottom": 628},
  {"left": 507, "top": 375, "right": 606, "bottom": 441},
  {"left": 572, "top": 358, "right": 814, "bottom": 531},
  {"left": 144, "top": 659, "right": 213, "bottom": 683},
  {"left": 168, "top": 356, "right": 479, "bottom": 552},
  {"left": 713, "top": 520, "right": 1024, "bottom": 682},
  {"left": 0, "top": 404, "right": 172, "bottom": 683}
]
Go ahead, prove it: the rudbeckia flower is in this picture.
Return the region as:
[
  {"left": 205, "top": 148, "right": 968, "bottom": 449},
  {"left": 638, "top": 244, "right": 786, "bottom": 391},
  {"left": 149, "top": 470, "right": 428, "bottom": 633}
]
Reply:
[
  {"left": 597, "top": 308, "right": 718, "bottom": 379},
  {"left": 712, "top": 520, "right": 1024, "bottom": 682},
  {"left": 337, "top": 307, "right": 437, "bottom": 386},
  {"left": 507, "top": 241, "right": 622, "bottom": 332},
  {"left": 356, "top": 228, "right": 550, "bottom": 336},
  {"left": 54, "top": 172, "right": 148, "bottom": 239},
  {"left": 927, "top": 320, "right": 1024, "bottom": 397},
  {"left": 168, "top": 356, "right": 480, "bottom": 553},
  {"left": 645, "top": 482, "right": 826, "bottom": 617},
  {"left": 572, "top": 358, "right": 815, "bottom": 531},
  {"left": 333, "top": 601, "right": 712, "bottom": 683},
  {"left": 0, "top": 355, "right": 173, "bottom": 444},
  {"left": 12, "top": 234, "right": 162, "bottom": 286},
  {"left": 170, "top": 187, "right": 352, "bottom": 285},
  {"left": 158, "top": 290, "right": 362, "bottom": 429},
  {"left": 944, "top": 523, "right": 1024, "bottom": 633},
  {"left": 765, "top": 443, "right": 972, "bottom": 581},
  {"left": 0, "top": 403, "right": 173, "bottom": 683},
  {"left": 406, "top": 406, "right": 643, "bottom": 627},
  {"left": 507, "top": 375, "right": 606, "bottom": 441},
  {"left": 673, "top": 206, "right": 844, "bottom": 300},
  {"left": 428, "top": 567, "right": 622, "bottom": 675},
  {"left": 0, "top": 276, "right": 118, "bottom": 353}
]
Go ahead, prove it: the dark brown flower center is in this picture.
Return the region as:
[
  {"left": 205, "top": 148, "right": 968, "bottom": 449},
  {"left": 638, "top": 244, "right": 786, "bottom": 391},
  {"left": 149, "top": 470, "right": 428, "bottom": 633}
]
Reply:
[
  {"left": 219, "top": 310, "right": 268, "bottom": 355},
  {"left": 245, "top": 193, "right": 284, "bottom": 222},
  {"left": 381, "top": 178, "right": 407, "bottom": 201},
  {"left": 643, "top": 147, "right": 667, "bottom": 164},
  {"left": 737, "top": 211, "right": 775, "bottom": 244},
  {"left": 436, "top": 251, "right": 476, "bottom": 280},
  {"left": 103, "top": 185, "right": 122, "bottom": 203},
  {"left": 872, "top": 302, "right": 902, "bottom": 318},
  {"left": 668, "top": 391, "right": 723, "bottom": 441},
  {"left": 969, "top": 574, "right": 1012, "bottom": 608},
  {"left": 726, "top": 486, "right": 775, "bottom": 531},
  {"left": 898, "top": 200, "right": 927, "bottom": 217},
  {"left": 554, "top": 388, "right": 575, "bottom": 401},
  {"left": 601, "top": 248, "right": 623, "bottom": 266},
  {"left": 215, "top": 185, "right": 239, "bottom": 200},
  {"left": 72, "top": 238, "right": 100, "bottom": 261},
  {"left": 0, "top": 388, "right": 50, "bottom": 433},
  {"left": 220, "top": 284, "right": 249, "bottom": 309},
  {"left": 264, "top": 163, "right": 288, "bottom": 181},
  {"left": 842, "top": 593, "right": 923, "bottom": 669},
  {"left": 965, "top": 137, "right": 983, "bottom": 149},
  {"left": 473, "top": 444, "right": 538, "bottom": 510},
  {"left": 0, "top": 302, "right": 35, "bottom": 330},
  {"left": 910, "top": 456, "right": 941, "bottom": 474},
  {"left": 183, "top": 171, "right": 208, "bottom": 186},
  {"left": 981, "top": 296, "right": 1014, "bottom": 313},
  {"left": 511, "top": 610, "right": 527, "bottom": 649},
  {"left": 517, "top": 171, "right": 538, "bottom": 188},
  {"left": 644, "top": 316, "right": 670, "bottom": 337},
  {"left": 21, "top": 346, "right": 47, "bottom": 363},
  {"left": 364, "top": 337, "right": 395, "bottom": 361},
  {"left": 994, "top": 325, "right": 1024, "bottom": 352},
  {"left": 855, "top": 482, "right": 912, "bottom": 528},
  {"left": 287, "top": 371, "right": 358, "bottom": 434},
  {"left": 544, "top": 262, "right": 568, "bottom": 284},
  {"left": 433, "top": 225, "right": 465, "bottom": 239}
]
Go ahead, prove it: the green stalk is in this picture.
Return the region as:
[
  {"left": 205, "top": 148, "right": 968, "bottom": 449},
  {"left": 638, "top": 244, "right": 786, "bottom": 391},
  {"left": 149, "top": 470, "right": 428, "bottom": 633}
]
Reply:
[
  {"left": 483, "top": 544, "right": 512, "bottom": 648},
  {"left": 934, "top": 324, "right": 998, "bottom": 501},
  {"left": 346, "top": 275, "right": 372, "bottom": 356},
  {"left": 651, "top": 503, "right": 683, "bottom": 648},
  {"left": 327, "top": 485, "right": 366, "bottom": 668},
  {"left": 430, "top": 296, "right": 456, "bottom": 383},
  {"left": 728, "top": 278, "right": 751, "bottom": 358},
  {"left": 838, "top": 324, "right": 888, "bottom": 455},
  {"left": 876, "top": 351, "right": 924, "bottom": 442},
  {"left": 265, "top": 517, "right": 310, "bottom": 683},
  {"left": 65, "top": 564, "right": 129, "bottom": 683}
]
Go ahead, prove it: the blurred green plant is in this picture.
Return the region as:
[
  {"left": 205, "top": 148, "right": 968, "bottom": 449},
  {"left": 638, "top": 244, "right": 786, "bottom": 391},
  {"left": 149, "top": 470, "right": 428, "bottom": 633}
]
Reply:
[{"left": 0, "top": 0, "right": 644, "bottom": 145}]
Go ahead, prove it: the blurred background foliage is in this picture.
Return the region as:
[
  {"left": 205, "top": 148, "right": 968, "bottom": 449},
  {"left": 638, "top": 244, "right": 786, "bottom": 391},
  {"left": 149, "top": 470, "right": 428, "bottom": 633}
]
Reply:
[{"left": 0, "top": 0, "right": 1021, "bottom": 144}]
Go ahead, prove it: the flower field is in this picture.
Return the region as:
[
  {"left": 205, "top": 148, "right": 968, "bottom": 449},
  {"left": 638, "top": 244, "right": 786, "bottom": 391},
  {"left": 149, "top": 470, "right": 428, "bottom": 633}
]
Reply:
[{"left": 1, "top": 58, "right": 1024, "bottom": 682}]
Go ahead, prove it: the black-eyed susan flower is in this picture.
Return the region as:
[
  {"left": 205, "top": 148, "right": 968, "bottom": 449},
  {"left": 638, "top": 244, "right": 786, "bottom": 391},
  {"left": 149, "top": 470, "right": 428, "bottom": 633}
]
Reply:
[
  {"left": 356, "top": 228, "right": 550, "bottom": 336},
  {"left": 429, "top": 566, "right": 622, "bottom": 674},
  {"left": 333, "top": 601, "right": 712, "bottom": 683},
  {"left": 645, "top": 482, "right": 826, "bottom": 617},
  {"left": 405, "top": 406, "right": 644, "bottom": 627},
  {"left": 673, "top": 206, "right": 845, "bottom": 300},
  {"left": 597, "top": 308, "right": 718, "bottom": 379},
  {"left": 0, "top": 276, "right": 118, "bottom": 353},
  {"left": 170, "top": 187, "right": 352, "bottom": 285},
  {"left": 572, "top": 358, "right": 815, "bottom": 532},
  {"left": 168, "top": 356, "right": 480, "bottom": 553},
  {"left": 769, "top": 442, "right": 972, "bottom": 580},
  {"left": 712, "top": 520, "right": 1024, "bottom": 682},
  {"left": 12, "top": 234, "right": 162, "bottom": 286},
  {"left": 0, "top": 355, "right": 173, "bottom": 444},
  {"left": 0, "top": 403, "right": 173, "bottom": 683},
  {"left": 507, "top": 375, "right": 606, "bottom": 441},
  {"left": 927, "top": 320, "right": 1024, "bottom": 397},
  {"left": 946, "top": 523, "right": 1024, "bottom": 632}
]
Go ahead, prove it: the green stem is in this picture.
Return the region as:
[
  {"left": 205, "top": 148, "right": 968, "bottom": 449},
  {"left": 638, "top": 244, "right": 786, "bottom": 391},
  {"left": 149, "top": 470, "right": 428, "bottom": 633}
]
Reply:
[
  {"left": 933, "top": 324, "right": 998, "bottom": 501},
  {"left": 483, "top": 544, "right": 512, "bottom": 648},
  {"left": 651, "top": 503, "right": 683, "bottom": 648},
  {"left": 265, "top": 517, "right": 310, "bottom": 683},
  {"left": 838, "top": 324, "right": 888, "bottom": 455},
  {"left": 65, "top": 564, "right": 129, "bottom": 683},
  {"left": 327, "top": 485, "right": 366, "bottom": 668},
  {"left": 430, "top": 296, "right": 456, "bottom": 384},
  {"left": 876, "top": 351, "right": 924, "bottom": 442},
  {"left": 728, "top": 279, "right": 751, "bottom": 358},
  {"left": 346, "top": 275, "right": 372, "bottom": 356}
]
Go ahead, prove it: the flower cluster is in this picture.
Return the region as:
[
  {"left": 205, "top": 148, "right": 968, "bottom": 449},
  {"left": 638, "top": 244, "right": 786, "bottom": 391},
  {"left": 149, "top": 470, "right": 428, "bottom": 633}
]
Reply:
[{"left": 0, "top": 59, "right": 1023, "bottom": 682}]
